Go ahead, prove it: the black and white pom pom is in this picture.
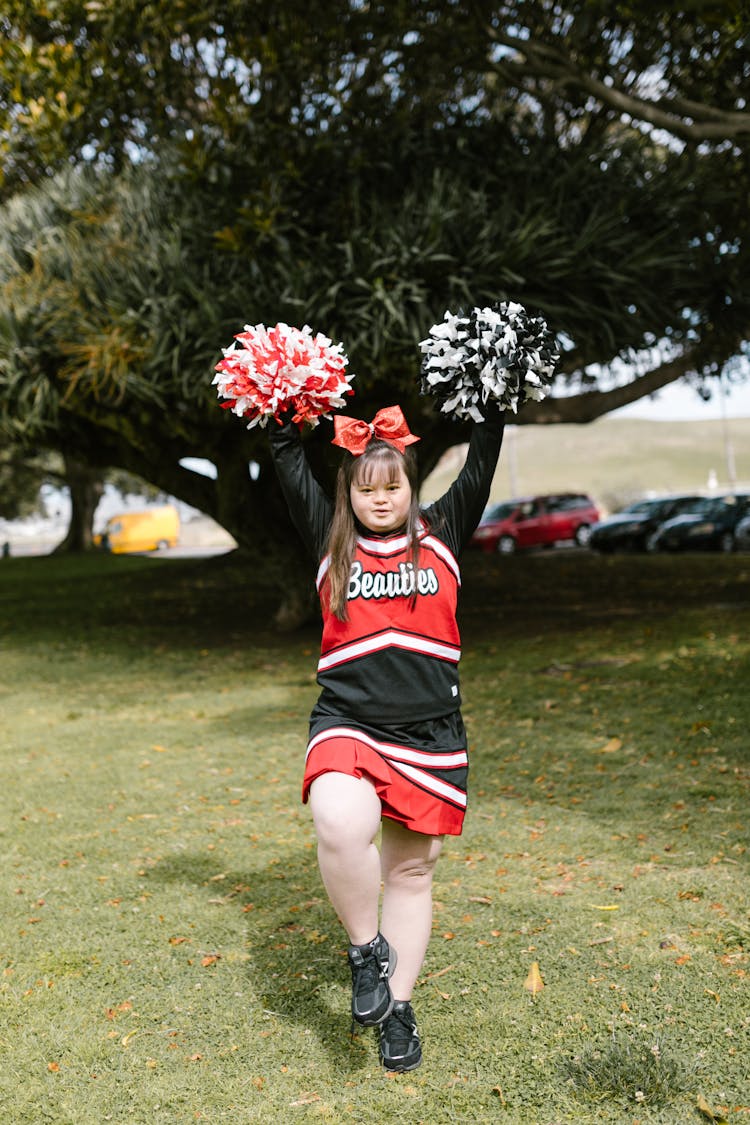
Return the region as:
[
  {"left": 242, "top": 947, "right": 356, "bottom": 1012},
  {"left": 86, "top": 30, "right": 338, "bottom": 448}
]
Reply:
[{"left": 419, "top": 302, "right": 559, "bottom": 421}]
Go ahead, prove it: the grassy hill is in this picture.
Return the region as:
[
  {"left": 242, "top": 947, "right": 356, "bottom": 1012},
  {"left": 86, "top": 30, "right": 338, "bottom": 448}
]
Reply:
[{"left": 421, "top": 415, "right": 750, "bottom": 516}]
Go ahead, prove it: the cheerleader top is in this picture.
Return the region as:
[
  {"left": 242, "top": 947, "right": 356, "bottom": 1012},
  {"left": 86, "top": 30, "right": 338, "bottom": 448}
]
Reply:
[{"left": 269, "top": 417, "right": 504, "bottom": 724}]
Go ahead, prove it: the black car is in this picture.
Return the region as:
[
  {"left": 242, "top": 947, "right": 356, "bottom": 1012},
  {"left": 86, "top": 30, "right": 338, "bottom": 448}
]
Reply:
[
  {"left": 647, "top": 494, "right": 750, "bottom": 552},
  {"left": 588, "top": 495, "right": 704, "bottom": 553},
  {"left": 734, "top": 513, "right": 750, "bottom": 552}
]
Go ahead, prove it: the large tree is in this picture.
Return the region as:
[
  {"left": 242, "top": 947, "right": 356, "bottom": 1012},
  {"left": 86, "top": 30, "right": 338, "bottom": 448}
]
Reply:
[
  {"left": 0, "top": 1, "right": 748, "bottom": 592},
  {"left": 1, "top": 1, "right": 748, "bottom": 192}
]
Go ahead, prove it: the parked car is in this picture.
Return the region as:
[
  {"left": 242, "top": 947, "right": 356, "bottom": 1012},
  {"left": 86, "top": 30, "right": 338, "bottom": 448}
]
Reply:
[
  {"left": 588, "top": 494, "right": 704, "bottom": 553},
  {"left": 469, "top": 493, "right": 600, "bottom": 554},
  {"left": 734, "top": 513, "right": 750, "bottom": 551},
  {"left": 646, "top": 494, "right": 750, "bottom": 552}
]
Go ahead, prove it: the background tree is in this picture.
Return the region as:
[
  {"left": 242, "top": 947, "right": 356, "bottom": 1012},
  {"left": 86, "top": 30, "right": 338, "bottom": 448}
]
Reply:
[
  {"left": 1, "top": 1, "right": 747, "bottom": 196},
  {"left": 0, "top": 1, "right": 748, "bottom": 591},
  {"left": 0, "top": 443, "right": 56, "bottom": 522}
]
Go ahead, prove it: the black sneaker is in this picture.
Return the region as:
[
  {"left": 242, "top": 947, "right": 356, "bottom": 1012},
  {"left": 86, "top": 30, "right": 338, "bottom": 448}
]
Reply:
[
  {"left": 347, "top": 932, "right": 396, "bottom": 1026},
  {"left": 379, "top": 1000, "right": 422, "bottom": 1072}
]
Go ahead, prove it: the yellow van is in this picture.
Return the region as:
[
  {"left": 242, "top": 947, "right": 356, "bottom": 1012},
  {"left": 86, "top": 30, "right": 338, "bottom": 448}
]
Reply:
[{"left": 99, "top": 505, "right": 180, "bottom": 553}]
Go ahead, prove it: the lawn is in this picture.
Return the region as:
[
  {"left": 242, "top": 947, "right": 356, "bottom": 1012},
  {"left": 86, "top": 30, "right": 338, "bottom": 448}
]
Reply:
[{"left": 1, "top": 548, "right": 748, "bottom": 1124}]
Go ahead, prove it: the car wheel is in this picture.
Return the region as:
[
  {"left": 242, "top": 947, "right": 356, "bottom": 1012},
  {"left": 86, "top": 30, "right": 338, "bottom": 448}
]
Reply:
[
  {"left": 156, "top": 539, "right": 170, "bottom": 550},
  {"left": 574, "top": 523, "right": 592, "bottom": 547},
  {"left": 497, "top": 535, "right": 517, "bottom": 555},
  {"left": 719, "top": 532, "right": 735, "bottom": 553}
]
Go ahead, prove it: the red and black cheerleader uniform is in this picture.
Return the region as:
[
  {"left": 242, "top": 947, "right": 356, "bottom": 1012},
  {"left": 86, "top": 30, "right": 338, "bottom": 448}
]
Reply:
[{"left": 270, "top": 417, "right": 504, "bottom": 836}]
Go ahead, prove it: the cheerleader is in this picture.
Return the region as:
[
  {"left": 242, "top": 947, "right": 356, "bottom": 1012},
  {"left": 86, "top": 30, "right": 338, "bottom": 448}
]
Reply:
[{"left": 269, "top": 404, "right": 504, "bottom": 1071}]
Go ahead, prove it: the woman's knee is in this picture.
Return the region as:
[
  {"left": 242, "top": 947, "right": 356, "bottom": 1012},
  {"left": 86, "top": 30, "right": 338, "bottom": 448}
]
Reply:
[
  {"left": 383, "top": 852, "right": 439, "bottom": 887},
  {"left": 381, "top": 829, "right": 443, "bottom": 889},
  {"left": 309, "top": 772, "right": 381, "bottom": 847}
]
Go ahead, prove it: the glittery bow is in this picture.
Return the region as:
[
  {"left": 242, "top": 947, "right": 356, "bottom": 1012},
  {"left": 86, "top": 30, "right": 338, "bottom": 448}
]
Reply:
[{"left": 331, "top": 405, "right": 420, "bottom": 456}]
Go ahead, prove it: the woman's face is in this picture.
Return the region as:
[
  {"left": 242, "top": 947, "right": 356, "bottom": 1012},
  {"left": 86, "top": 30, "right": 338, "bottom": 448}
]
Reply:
[{"left": 350, "top": 461, "right": 412, "bottom": 534}]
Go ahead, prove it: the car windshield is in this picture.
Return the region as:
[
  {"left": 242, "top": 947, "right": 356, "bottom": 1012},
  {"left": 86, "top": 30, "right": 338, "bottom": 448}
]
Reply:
[
  {"left": 620, "top": 496, "right": 706, "bottom": 518},
  {"left": 701, "top": 496, "right": 747, "bottom": 518},
  {"left": 621, "top": 500, "right": 661, "bottom": 515},
  {"left": 679, "top": 497, "right": 716, "bottom": 516},
  {"left": 482, "top": 501, "right": 519, "bottom": 522}
]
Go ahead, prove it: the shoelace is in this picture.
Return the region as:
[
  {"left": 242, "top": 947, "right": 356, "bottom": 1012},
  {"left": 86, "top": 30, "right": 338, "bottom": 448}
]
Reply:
[
  {"left": 352, "top": 948, "right": 385, "bottom": 996},
  {"left": 383, "top": 1006, "right": 416, "bottom": 1050}
]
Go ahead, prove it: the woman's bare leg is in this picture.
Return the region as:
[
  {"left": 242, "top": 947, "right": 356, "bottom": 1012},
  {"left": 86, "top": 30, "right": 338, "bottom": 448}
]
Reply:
[
  {"left": 308, "top": 772, "right": 383, "bottom": 945},
  {"left": 379, "top": 820, "right": 443, "bottom": 1000}
]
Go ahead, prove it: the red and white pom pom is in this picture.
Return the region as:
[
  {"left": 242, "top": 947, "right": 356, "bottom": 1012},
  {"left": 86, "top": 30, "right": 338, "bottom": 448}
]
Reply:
[{"left": 213, "top": 322, "right": 354, "bottom": 428}]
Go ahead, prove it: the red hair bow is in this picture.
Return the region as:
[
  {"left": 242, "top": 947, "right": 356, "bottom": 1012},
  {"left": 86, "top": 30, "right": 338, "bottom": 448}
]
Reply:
[{"left": 332, "top": 405, "right": 420, "bottom": 457}]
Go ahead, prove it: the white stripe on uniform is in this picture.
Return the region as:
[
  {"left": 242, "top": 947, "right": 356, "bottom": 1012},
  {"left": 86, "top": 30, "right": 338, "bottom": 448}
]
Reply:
[
  {"left": 318, "top": 628, "right": 461, "bottom": 671},
  {"left": 306, "top": 725, "right": 468, "bottom": 808},
  {"left": 306, "top": 725, "right": 467, "bottom": 770}
]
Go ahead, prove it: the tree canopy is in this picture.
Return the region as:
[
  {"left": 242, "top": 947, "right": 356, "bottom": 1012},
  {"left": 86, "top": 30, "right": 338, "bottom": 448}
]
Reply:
[
  {"left": 0, "top": 1, "right": 748, "bottom": 579},
  {"left": 2, "top": 1, "right": 748, "bottom": 191}
]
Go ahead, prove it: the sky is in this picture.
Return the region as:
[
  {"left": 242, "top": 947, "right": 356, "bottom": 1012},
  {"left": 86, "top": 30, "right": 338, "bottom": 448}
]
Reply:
[{"left": 608, "top": 376, "right": 750, "bottom": 422}]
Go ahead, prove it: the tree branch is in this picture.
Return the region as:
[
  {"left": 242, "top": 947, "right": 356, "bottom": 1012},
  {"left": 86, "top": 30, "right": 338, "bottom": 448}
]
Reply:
[
  {"left": 485, "top": 29, "right": 750, "bottom": 142},
  {"left": 520, "top": 351, "right": 707, "bottom": 425}
]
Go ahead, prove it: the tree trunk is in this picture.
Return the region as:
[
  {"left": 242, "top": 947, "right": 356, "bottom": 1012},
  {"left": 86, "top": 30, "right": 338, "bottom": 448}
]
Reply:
[{"left": 52, "top": 454, "right": 104, "bottom": 553}]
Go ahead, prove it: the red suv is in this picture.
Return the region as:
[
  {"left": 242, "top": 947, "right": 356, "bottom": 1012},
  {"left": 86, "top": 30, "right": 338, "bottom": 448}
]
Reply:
[{"left": 470, "top": 493, "right": 600, "bottom": 554}]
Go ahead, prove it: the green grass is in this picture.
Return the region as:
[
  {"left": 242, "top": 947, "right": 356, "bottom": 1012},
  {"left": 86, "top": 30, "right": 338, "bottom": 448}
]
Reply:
[{"left": 1, "top": 549, "right": 749, "bottom": 1123}]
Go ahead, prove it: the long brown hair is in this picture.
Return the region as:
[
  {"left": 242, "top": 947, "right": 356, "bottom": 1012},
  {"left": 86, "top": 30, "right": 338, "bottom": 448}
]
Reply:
[{"left": 326, "top": 439, "right": 422, "bottom": 620}]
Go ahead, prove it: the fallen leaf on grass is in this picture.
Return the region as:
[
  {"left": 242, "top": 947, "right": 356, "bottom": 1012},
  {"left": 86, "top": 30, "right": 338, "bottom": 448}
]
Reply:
[
  {"left": 201, "top": 954, "right": 220, "bottom": 967},
  {"left": 290, "top": 1092, "right": 320, "bottom": 1106},
  {"left": 47, "top": 1062, "right": 60, "bottom": 1073},
  {"left": 697, "top": 1093, "right": 729, "bottom": 1123},
  {"left": 423, "top": 965, "right": 455, "bottom": 981},
  {"left": 690, "top": 721, "right": 712, "bottom": 737},
  {"left": 524, "top": 962, "right": 544, "bottom": 996}
]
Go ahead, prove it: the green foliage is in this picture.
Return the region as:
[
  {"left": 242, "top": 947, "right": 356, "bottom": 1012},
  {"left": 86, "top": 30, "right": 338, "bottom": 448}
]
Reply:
[
  {"left": 0, "top": 443, "right": 58, "bottom": 519},
  {"left": 1, "top": 1, "right": 747, "bottom": 197}
]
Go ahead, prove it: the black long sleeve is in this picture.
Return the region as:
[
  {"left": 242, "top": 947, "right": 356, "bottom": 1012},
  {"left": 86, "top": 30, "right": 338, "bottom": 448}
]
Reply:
[
  {"left": 268, "top": 421, "right": 332, "bottom": 562},
  {"left": 270, "top": 415, "right": 505, "bottom": 561},
  {"left": 423, "top": 420, "right": 505, "bottom": 556}
]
